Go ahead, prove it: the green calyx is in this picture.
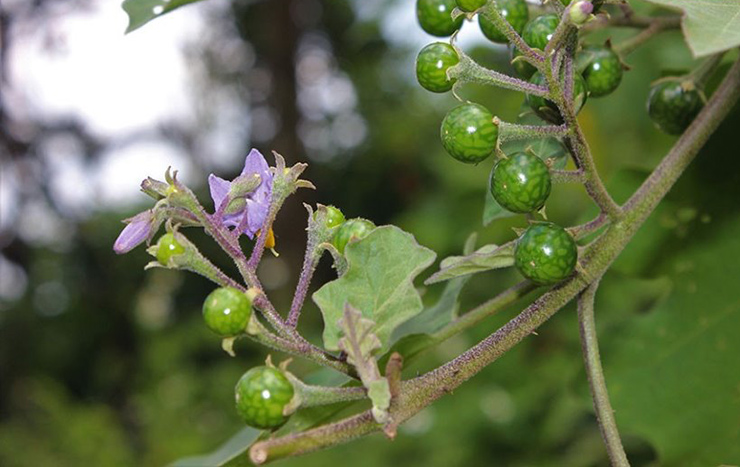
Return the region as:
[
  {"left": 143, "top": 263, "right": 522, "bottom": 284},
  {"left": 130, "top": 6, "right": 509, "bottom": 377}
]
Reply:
[
  {"left": 202, "top": 287, "right": 254, "bottom": 337},
  {"left": 416, "top": 0, "right": 464, "bottom": 37},
  {"left": 416, "top": 42, "right": 460, "bottom": 93},
  {"left": 440, "top": 103, "right": 498, "bottom": 164},
  {"left": 526, "top": 72, "right": 588, "bottom": 124},
  {"left": 478, "top": 0, "right": 529, "bottom": 44},
  {"left": 515, "top": 222, "right": 577, "bottom": 285},
  {"left": 491, "top": 152, "right": 552, "bottom": 213},
  {"left": 647, "top": 79, "right": 705, "bottom": 135},
  {"left": 235, "top": 366, "right": 295, "bottom": 429}
]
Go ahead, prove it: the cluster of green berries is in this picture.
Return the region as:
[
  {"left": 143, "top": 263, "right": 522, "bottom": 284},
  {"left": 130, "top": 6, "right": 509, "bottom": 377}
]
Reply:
[{"left": 319, "top": 205, "right": 376, "bottom": 255}]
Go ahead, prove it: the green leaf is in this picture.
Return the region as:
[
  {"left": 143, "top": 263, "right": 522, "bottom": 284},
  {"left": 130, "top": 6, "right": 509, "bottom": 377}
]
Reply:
[
  {"left": 606, "top": 216, "right": 740, "bottom": 465},
  {"left": 171, "top": 426, "right": 260, "bottom": 467},
  {"left": 644, "top": 0, "right": 740, "bottom": 57},
  {"left": 425, "top": 243, "right": 515, "bottom": 285},
  {"left": 121, "top": 0, "right": 207, "bottom": 33},
  {"left": 313, "top": 225, "right": 436, "bottom": 353}
]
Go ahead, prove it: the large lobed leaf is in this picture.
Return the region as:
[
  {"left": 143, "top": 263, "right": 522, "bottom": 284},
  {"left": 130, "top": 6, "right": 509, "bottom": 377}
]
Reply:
[
  {"left": 605, "top": 216, "right": 740, "bottom": 465},
  {"left": 313, "top": 226, "right": 436, "bottom": 353},
  {"left": 644, "top": 0, "right": 740, "bottom": 57},
  {"left": 122, "top": 0, "right": 208, "bottom": 33}
]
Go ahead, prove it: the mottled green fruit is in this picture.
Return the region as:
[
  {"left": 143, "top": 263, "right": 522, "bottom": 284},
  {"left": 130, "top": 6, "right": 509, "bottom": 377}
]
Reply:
[
  {"left": 202, "top": 287, "right": 252, "bottom": 337},
  {"left": 511, "top": 47, "right": 537, "bottom": 79},
  {"left": 577, "top": 45, "right": 622, "bottom": 98},
  {"left": 235, "top": 366, "right": 294, "bottom": 429},
  {"left": 526, "top": 72, "right": 588, "bottom": 124},
  {"left": 333, "top": 218, "right": 375, "bottom": 254},
  {"left": 417, "top": 0, "right": 464, "bottom": 37},
  {"left": 456, "top": 0, "right": 486, "bottom": 12},
  {"left": 647, "top": 80, "right": 704, "bottom": 135},
  {"left": 156, "top": 233, "right": 184, "bottom": 265},
  {"left": 521, "top": 14, "right": 559, "bottom": 50},
  {"left": 491, "top": 152, "right": 551, "bottom": 213},
  {"left": 416, "top": 42, "right": 459, "bottom": 93},
  {"left": 440, "top": 103, "right": 498, "bottom": 164},
  {"left": 515, "top": 222, "right": 577, "bottom": 285},
  {"left": 478, "top": 0, "right": 529, "bottom": 43}
]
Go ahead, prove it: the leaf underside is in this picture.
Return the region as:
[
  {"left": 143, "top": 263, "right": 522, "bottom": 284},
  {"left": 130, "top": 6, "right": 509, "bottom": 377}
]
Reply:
[
  {"left": 644, "top": 0, "right": 740, "bottom": 57},
  {"left": 122, "top": 0, "right": 207, "bottom": 33}
]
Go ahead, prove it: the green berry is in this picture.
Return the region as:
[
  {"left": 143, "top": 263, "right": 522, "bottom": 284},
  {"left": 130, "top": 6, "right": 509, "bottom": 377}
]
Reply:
[
  {"left": 417, "top": 0, "right": 464, "bottom": 37},
  {"left": 526, "top": 71, "right": 588, "bottom": 124},
  {"left": 324, "top": 205, "right": 346, "bottom": 229},
  {"left": 155, "top": 232, "right": 185, "bottom": 265},
  {"left": 490, "top": 152, "right": 551, "bottom": 213},
  {"left": 440, "top": 103, "right": 498, "bottom": 164},
  {"left": 333, "top": 218, "right": 376, "bottom": 254},
  {"left": 456, "top": 0, "right": 486, "bottom": 12},
  {"left": 202, "top": 287, "right": 253, "bottom": 337},
  {"left": 521, "top": 14, "right": 560, "bottom": 50},
  {"left": 577, "top": 45, "right": 623, "bottom": 98},
  {"left": 511, "top": 47, "right": 537, "bottom": 80},
  {"left": 416, "top": 42, "right": 460, "bottom": 93},
  {"left": 647, "top": 80, "right": 704, "bottom": 135},
  {"left": 478, "top": 0, "right": 529, "bottom": 44},
  {"left": 515, "top": 222, "right": 577, "bottom": 285},
  {"left": 235, "top": 366, "right": 295, "bottom": 429}
]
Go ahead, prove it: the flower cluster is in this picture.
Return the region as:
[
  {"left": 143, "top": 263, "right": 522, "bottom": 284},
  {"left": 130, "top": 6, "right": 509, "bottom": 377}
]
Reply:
[{"left": 113, "top": 149, "right": 274, "bottom": 254}]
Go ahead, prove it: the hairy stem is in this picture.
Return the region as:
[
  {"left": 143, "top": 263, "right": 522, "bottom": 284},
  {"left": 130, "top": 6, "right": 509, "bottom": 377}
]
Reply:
[
  {"left": 578, "top": 279, "right": 630, "bottom": 466},
  {"left": 450, "top": 51, "right": 549, "bottom": 97},
  {"left": 494, "top": 118, "right": 569, "bottom": 142},
  {"left": 479, "top": 2, "right": 544, "bottom": 65},
  {"left": 247, "top": 54, "right": 740, "bottom": 464}
]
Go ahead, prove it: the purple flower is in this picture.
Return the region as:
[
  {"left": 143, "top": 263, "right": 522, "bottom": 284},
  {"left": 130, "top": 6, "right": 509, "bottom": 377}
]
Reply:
[
  {"left": 208, "top": 149, "right": 273, "bottom": 238},
  {"left": 113, "top": 210, "right": 156, "bottom": 254}
]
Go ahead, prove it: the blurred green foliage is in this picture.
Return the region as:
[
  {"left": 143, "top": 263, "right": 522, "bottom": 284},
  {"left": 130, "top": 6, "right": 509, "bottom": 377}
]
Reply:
[{"left": 1, "top": 0, "right": 739, "bottom": 466}]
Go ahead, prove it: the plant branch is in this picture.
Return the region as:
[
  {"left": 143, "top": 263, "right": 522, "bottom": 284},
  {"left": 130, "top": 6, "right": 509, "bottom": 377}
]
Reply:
[
  {"left": 494, "top": 118, "right": 568, "bottom": 142},
  {"left": 550, "top": 168, "right": 585, "bottom": 183},
  {"left": 246, "top": 53, "right": 740, "bottom": 464},
  {"left": 479, "top": 2, "right": 544, "bottom": 65},
  {"left": 450, "top": 51, "right": 550, "bottom": 97},
  {"left": 577, "top": 279, "right": 629, "bottom": 466}
]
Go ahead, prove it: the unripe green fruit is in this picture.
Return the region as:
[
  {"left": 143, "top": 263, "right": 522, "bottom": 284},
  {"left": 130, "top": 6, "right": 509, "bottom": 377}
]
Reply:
[
  {"left": 577, "top": 45, "right": 623, "bottom": 98},
  {"left": 515, "top": 222, "right": 577, "bottom": 285},
  {"left": 333, "top": 218, "right": 376, "bottom": 254},
  {"left": 647, "top": 80, "right": 704, "bottom": 135},
  {"left": 417, "top": 0, "right": 464, "bottom": 37},
  {"left": 521, "top": 14, "right": 559, "bottom": 50},
  {"left": 491, "top": 152, "right": 551, "bottom": 213},
  {"left": 526, "top": 72, "right": 588, "bottom": 124},
  {"left": 440, "top": 103, "right": 498, "bottom": 164},
  {"left": 511, "top": 47, "right": 537, "bottom": 80},
  {"left": 416, "top": 42, "right": 460, "bottom": 93},
  {"left": 156, "top": 233, "right": 185, "bottom": 265},
  {"left": 478, "top": 0, "right": 529, "bottom": 44},
  {"left": 235, "top": 366, "right": 294, "bottom": 429},
  {"left": 456, "top": 0, "right": 485, "bottom": 12},
  {"left": 322, "top": 205, "right": 346, "bottom": 229},
  {"left": 202, "top": 287, "right": 253, "bottom": 337}
]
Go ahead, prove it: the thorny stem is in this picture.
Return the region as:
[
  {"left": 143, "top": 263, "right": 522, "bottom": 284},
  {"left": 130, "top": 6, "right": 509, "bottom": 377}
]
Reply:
[
  {"left": 578, "top": 279, "right": 630, "bottom": 466},
  {"left": 287, "top": 247, "right": 320, "bottom": 328},
  {"left": 494, "top": 118, "right": 568, "bottom": 142},
  {"left": 247, "top": 318, "right": 356, "bottom": 377},
  {"left": 543, "top": 39, "right": 622, "bottom": 219},
  {"left": 550, "top": 168, "right": 585, "bottom": 184},
  {"left": 248, "top": 52, "right": 740, "bottom": 465},
  {"left": 450, "top": 51, "right": 549, "bottom": 97}
]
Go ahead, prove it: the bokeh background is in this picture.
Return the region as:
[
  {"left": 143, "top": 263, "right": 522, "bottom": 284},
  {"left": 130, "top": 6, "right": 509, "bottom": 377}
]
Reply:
[{"left": 1, "top": 0, "right": 739, "bottom": 465}]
